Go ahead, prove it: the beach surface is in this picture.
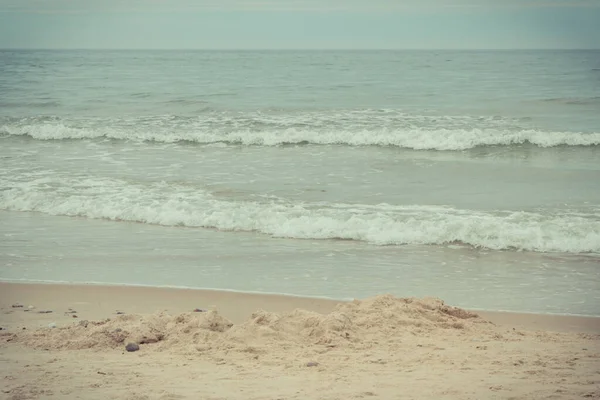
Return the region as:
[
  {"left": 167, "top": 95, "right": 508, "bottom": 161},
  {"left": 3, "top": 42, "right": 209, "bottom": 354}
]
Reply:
[{"left": 1, "top": 283, "right": 599, "bottom": 400}]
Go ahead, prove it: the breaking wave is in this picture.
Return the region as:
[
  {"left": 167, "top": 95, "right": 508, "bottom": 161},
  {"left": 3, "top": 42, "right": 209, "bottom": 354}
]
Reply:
[
  {"left": 1, "top": 112, "right": 598, "bottom": 151},
  {"left": 1, "top": 174, "right": 598, "bottom": 253}
]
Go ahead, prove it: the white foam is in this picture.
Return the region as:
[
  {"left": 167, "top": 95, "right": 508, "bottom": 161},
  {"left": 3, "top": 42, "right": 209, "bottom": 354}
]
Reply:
[
  {"left": 1, "top": 174, "right": 599, "bottom": 253},
  {"left": 1, "top": 112, "right": 598, "bottom": 150}
]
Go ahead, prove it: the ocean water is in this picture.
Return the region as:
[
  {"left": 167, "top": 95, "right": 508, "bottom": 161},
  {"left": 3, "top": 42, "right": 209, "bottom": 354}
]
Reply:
[{"left": 1, "top": 49, "right": 599, "bottom": 315}]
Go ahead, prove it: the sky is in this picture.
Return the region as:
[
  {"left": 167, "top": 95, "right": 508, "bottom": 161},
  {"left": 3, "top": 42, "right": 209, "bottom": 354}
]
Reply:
[{"left": 0, "top": 0, "right": 599, "bottom": 49}]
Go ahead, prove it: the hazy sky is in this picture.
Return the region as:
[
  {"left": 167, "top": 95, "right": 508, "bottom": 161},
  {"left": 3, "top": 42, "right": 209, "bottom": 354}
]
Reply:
[{"left": 1, "top": 0, "right": 599, "bottom": 49}]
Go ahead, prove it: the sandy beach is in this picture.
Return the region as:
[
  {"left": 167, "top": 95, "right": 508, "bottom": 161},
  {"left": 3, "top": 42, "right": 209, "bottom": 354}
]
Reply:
[{"left": 1, "top": 282, "right": 599, "bottom": 400}]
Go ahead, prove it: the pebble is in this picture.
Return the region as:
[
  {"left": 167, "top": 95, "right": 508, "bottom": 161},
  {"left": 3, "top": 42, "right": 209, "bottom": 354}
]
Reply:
[
  {"left": 48, "top": 322, "right": 57, "bottom": 329},
  {"left": 79, "top": 320, "right": 89, "bottom": 328},
  {"left": 115, "top": 311, "right": 125, "bottom": 315},
  {"left": 28, "top": 305, "right": 34, "bottom": 309},
  {"left": 306, "top": 361, "right": 319, "bottom": 367},
  {"left": 125, "top": 343, "right": 140, "bottom": 352},
  {"left": 11, "top": 304, "right": 23, "bottom": 308},
  {"left": 193, "top": 308, "right": 207, "bottom": 313},
  {"left": 38, "top": 310, "right": 53, "bottom": 314}
]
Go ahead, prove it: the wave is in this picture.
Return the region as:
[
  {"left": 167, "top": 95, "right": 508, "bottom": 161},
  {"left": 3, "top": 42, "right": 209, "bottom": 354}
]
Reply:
[
  {"left": 1, "top": 112, "right": 598, "bottom": 150},
  {"left": 541, "top": 96, "right": 600, "bottom": 106},
  {"left": 1, "top": 174, "right": 599, "bottom": 253},
  {"left": 0, "top": 100, "right": 61, "bottom": 108}
]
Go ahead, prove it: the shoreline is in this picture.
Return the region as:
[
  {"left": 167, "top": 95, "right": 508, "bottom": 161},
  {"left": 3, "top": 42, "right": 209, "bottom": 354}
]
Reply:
[
  {"left": 0, "top": 278, "right": 353, "bottom": 302},
  {"left": 3, "top": 278, "right": 599, "bottom": 317},
  {"left": 1, "top": 281, "right": 599, "bottom": 333}
]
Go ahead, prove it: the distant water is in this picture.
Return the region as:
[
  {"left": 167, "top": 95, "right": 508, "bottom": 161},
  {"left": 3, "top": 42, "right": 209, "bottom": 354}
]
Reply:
[{"left": 1, "top": 50, "right": 599, "bottom": 315}]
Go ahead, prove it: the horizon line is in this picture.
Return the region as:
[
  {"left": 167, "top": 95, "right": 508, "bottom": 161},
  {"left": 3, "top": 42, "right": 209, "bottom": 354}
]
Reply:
[{"left": 1, "top": 47, "right": 599, "bottom": 51}]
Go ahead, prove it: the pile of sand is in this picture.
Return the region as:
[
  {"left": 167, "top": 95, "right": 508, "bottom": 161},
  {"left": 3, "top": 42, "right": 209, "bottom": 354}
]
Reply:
[
  {"left": 8, "top": 310, "right": 232, "bottom": 351},
  {"left": 9, "top": 295, "right": 489, "bottom": 357},
  {"left": 222, "top": 295, "right": 483, "bottom": 349}
]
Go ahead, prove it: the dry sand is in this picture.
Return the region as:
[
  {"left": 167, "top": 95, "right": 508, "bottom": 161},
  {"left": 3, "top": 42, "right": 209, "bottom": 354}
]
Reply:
[{"left": 1, "top": 283, "right": 599, "bottom": 400}]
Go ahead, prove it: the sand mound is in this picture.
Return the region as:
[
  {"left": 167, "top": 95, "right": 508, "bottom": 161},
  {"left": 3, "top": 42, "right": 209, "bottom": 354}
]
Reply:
[
  {"left": 15, "top": 295, "right": 486, "bottom": 354},
  {"left": 17, "top": 311, "right": 233, "bottom": 351},
  {"left": 221, "top": 295, "right": 482, "bottom": 349},
  {"left": 338, "top": 295, "right": 481, "bottom": 331}
]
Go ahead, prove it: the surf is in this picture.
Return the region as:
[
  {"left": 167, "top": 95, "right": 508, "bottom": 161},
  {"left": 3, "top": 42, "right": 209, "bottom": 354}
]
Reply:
[
  {"left": 2, "top": 114, "right": 599, "bottom": 151},
  {"left": 2, "top": 174, "right": 599, "bottom": 253}
]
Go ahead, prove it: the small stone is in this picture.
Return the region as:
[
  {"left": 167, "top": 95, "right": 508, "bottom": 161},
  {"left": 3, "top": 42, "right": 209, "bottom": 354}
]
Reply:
[
  {"left": 48, "top": 322, "right": 56, "bottom": 328},
  {"left": 193, "top": 308, "right": 207, "bottom": 313},
  {"left": 38, "top": 310, "right": 53, "bottom": 314},
  {"left": 72, "top": 315, "right": 78, "bottom": 318},
  {"left": 115, "top": 311, "right": 125, "bottom": 315},
  {"left": 125, "top": 343, "right": 139, "bottom": 352},
  {"left": 79, "top": 320, "right": 89, "bottom": 328},
  {"left": 11, "top": 304, "right": 23, "bottom": 308},
  {"left": 28, "top": 305, "right": 34, "bottom": 309},
  {"left": 306, "top": 361, "right": 319, "bottom": 367}
]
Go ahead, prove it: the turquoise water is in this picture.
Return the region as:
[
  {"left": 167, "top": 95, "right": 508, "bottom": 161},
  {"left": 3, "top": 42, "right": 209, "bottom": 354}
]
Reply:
[{"left": 1, "top": 50, "right": 599, "bottom": 315}]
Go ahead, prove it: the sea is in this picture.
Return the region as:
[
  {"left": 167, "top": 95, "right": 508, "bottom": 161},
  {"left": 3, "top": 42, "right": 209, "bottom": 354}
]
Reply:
[{"left": 1, "top": 49, "right": 599, "bottom": 316}]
